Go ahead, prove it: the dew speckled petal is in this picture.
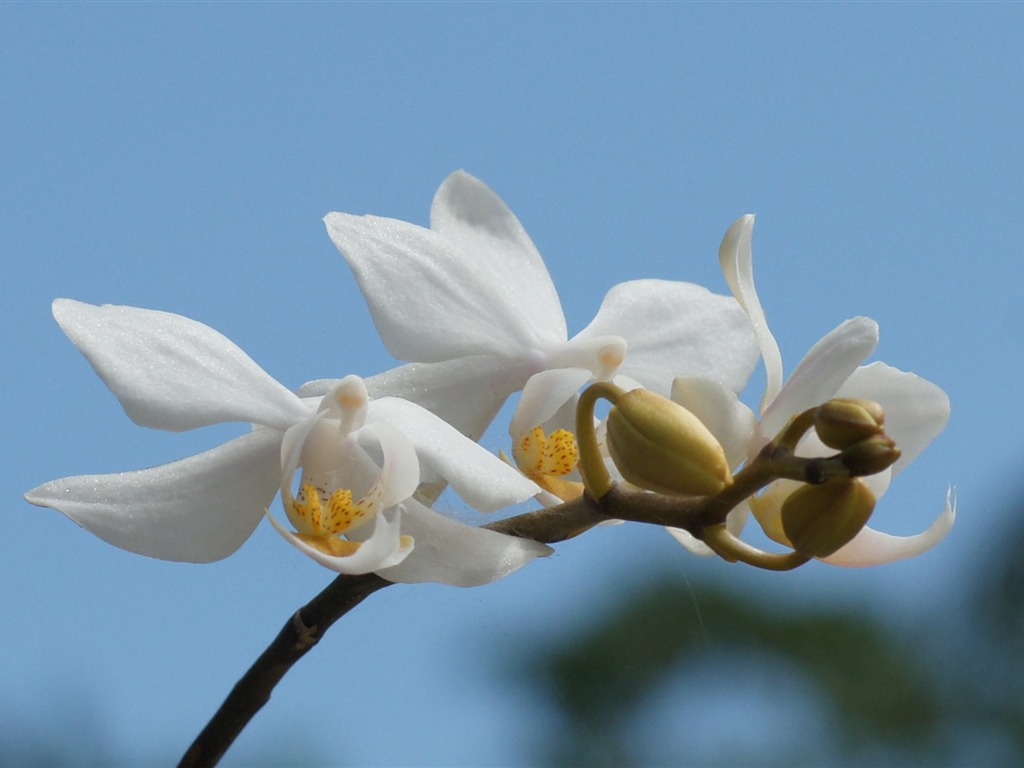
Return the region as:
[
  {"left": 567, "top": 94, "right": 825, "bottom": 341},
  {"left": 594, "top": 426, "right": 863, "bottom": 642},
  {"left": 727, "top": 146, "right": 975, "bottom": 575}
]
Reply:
[
  {"left": 53, "top": 299, "right": 307, "bottom": 432},
  {"left": 25, "top": 429, "right": 282, "bottom": 562},
  {"left": 575, "top": 279, "right": 758, "bottom": 396}
]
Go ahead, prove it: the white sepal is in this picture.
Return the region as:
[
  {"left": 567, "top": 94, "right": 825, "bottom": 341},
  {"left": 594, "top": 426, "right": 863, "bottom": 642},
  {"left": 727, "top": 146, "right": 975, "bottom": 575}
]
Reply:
[
  {"left": 837, "top": 362, "right": 950, "bottom": 476},
  {"left": 429, "top": 170, "right": 567, "bottom": 346},
  {"left": 367, "top": 397, "right": 542, "bottom": 512},
  {"left": 577, "top": 279, "right": 759, "bottom": 395},
  {"left": 375, "top": 498, "right": 552, "bottom": 586},
  {"left": 761, "top": 316, "right": 878, "bottom": 436},
  {"left": 52, "top": 299, "right": 308, "bottom": 432},
  {"left": 718, "top": 215, "right": 783, "bottom": 409},
  {"left": 25, "top": 429, "right": 281, "bottom": 562}
]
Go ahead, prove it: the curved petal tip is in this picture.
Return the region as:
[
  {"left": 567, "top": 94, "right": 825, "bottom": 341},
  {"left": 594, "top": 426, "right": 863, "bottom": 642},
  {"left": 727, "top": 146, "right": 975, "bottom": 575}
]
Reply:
[{"left": 823, "top": 485, "right": 955, "bottom": 567}]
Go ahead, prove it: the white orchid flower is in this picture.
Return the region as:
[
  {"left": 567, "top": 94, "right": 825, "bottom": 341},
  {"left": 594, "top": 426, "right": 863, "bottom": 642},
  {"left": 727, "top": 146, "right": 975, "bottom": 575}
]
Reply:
[
  {"left": 312, "top": 171, "right": 759, "bottom": 441},
  {"left": 311, "top": 170, "right": 759, "bottom": 501},
  {"left": 668, "top": 216, "right": 954, "bottom": 567},
  {"left": 24, "top": 300, "right": 550, "bottom": 586}
]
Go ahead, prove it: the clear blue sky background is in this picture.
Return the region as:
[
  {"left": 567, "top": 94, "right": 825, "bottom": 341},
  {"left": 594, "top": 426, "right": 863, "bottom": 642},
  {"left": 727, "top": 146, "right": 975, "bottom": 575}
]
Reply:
[{"left": 3, "top": 3, "right": 1020, "bottom": 766}]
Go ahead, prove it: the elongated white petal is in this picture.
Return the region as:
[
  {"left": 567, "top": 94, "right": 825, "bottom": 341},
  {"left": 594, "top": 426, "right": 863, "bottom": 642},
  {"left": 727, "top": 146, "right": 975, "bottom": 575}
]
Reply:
[
  {"left": 364, "top": 356, "right": 531, "bottom": 441},
  {"left": 761, "top": 317, "right": 879, "bottom": 437},
  {"left": 367, "top": 397, "right": 542, "bottom": 512},
  {"left": 671, "top": 376, "right": 758, "bottom": 469},
  {"left": 719, "top": 215, "right": 784, "bottom": 408},
  {"left": 356, "top": 422, "right": 420, "bottom": 508},
  {"left": 838, "top": 362, "right": 950, "bottom": 476},
  {"left": 430, "top": 171, "right": 567, "bottom": 344},
  {"left": 511, "top": 367, "right": 593, "bottom": 438},
  {"left": 25, "top": 429, "right": 281, "bottom": 562},
  {"left": 324, "top": 212, "right": 561, "bottom": 361},
  {"left": 822, "top": 489, "right": 956, "bottom": 567},
  {"left": 375, "top": 498, "right": 552, "bottom": 586},
  {"left": 53, "top": 300, "right": 308, "bottom": 432},
  {"left": 575, "top": 280, "right": 759, "bottom": 395},
  {"left": 268, "top": 507, "right": 412, "bottom": 574}
]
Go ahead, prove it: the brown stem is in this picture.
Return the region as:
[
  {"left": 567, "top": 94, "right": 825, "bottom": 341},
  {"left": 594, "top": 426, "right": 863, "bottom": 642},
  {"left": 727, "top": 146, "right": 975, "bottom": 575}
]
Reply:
[{"left": 177, "top": 572, "right": 391, "bottom": 768}]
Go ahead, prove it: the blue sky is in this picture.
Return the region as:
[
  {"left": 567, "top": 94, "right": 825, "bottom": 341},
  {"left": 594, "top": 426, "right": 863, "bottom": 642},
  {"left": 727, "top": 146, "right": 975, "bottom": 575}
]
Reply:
[{"left": 3, "top": 3, "right": 1021, "bottom": 765}]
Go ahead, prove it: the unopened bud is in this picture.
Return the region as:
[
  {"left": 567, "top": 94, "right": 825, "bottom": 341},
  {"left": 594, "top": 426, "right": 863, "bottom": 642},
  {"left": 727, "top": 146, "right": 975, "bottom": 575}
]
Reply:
[
  {"left": 605, "top": 389, "right": 731, "bottom": 496},
  {"left": 814, "top": 398, "right": 885, "bottom": 450},
  {"left": 841, "top": 434, "right": 901, "bottom": 476},
  {"left": 781, "top": 479, "right": 876, "bottom": 558}
]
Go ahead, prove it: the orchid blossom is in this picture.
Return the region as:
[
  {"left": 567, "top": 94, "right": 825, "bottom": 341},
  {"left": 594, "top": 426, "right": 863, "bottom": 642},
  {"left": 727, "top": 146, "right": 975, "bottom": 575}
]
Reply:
[
  {"left": 668, "top": 216, "right": 954, "bottom": 567},
  {"left": 25, "top": 300, "right": 549, "bottom": 586},
  {"left": 310, "top": 172, "right": 760, "bottom": 492}
]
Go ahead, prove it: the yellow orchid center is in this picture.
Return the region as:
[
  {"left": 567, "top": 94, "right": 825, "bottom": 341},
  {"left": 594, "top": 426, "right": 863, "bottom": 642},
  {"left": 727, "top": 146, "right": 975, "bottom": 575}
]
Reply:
[
  {"left": 514, "top": 426, "right": 578, "bottom": 476},
  {"left": 286, "top": 480, "right": 385, "bottom": 556},
  {"left": 511, "top": 426, "right": 583, "bottom": 502}
]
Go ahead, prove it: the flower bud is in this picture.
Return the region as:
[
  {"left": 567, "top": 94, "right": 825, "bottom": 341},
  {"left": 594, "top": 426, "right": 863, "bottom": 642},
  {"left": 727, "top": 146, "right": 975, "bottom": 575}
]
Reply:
[
  {"left": 841, "top": 434, "right": 901, "bottom": 476},
  {"left": 814, "top": 398, "right": 885, "bottom": 450},
  {"left": 605, "top": 388, "right": 731, "bottom": 496},
  {"left": 781, "top": 479, "right": 875, "bottom": 558}
]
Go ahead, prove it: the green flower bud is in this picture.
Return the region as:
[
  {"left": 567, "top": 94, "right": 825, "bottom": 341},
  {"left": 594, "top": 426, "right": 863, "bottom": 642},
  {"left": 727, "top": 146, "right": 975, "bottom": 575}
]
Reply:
[
  {"left": 841, "top": 434, "right": 901, "bottom": 476},
  {"left": 605, "top": 389, "right": 731, "bottom": 496},
  {"left": 814, "top": 398, "right": 886, "bottom": 450},
  {"left": 781, "top": 479, "right": 876, "bottom": 558}
]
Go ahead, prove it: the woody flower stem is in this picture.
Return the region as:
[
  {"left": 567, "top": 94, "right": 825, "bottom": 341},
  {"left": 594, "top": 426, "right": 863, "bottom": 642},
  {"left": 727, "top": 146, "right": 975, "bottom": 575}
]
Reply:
[{"left": 178, "top": 572, "right": 392, "bottom": 768}]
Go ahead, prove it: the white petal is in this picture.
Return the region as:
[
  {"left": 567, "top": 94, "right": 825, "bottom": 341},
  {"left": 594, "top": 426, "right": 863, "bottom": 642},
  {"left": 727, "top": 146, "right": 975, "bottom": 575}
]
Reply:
[
  {"left": 356, "top": 422, "right": 421, "bottom": 508},
  {"left": 53, "top": 300, "right": 307, "bottom": 432},
  {"left": 719, "top": 215, "right": 784, "bottom": 409},
  {"left": 375, "top": 498, "right": 552, "bottom": 586},
  {"left": 364, "top": 356, "right": 530, "bottom": 441},
  {"left": 324, "top": 210, "right": 562, "bottom": 361},
  {"left": 821, "top": 488, "right": 956, "bottom": 567},
  {"left": 761, "top": 316, "right": 879, "bottom": 437},
  {"left": 24, "top": 429, "right": 282, "bottom": 562},
  {"left": 838, "top": 362, "right": 950, "bottom": 476},
  {"left": 511, "top": 367, "right": 593, "bottom": 438},
  {"left": 367, "top": 397, "right": 542, "bottom": 512},
  {"left": 268, "top": 507, "right": 412, "bottom": 574},
  {"left": 671, "top": 376, "right": 758, "bottom": 469},
  {"left": 574, "top": 279, "right": 759, "bottom": 395},
  {"left": 430, "top": 171, "right": 567, "bottom": 344}
]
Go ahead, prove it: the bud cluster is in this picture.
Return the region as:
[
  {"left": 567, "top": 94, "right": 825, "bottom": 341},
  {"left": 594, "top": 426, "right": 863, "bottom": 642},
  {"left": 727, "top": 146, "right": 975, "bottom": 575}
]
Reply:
[
  {"left": 814, "top": 397, "right": 901, "bottom": 476},
  {"left": 575, "top": 387, "right": 904, "bottom": 571}
]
